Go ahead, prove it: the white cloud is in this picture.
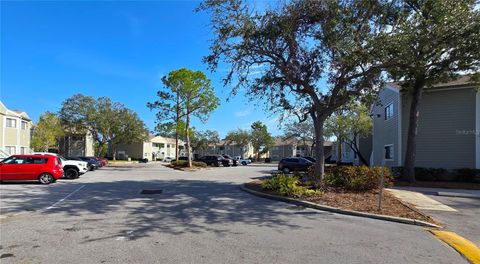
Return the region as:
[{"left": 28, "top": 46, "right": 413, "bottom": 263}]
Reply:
[{"left": 235, "top": 110, "right": 250, "bottom": 117}]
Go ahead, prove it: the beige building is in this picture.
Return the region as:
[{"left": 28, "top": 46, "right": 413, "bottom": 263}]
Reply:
[
  {"left": 58, "top": 132, "right": 95, "bottom": 157},
  {"left": 0, "top": 101, "right": 33, "bottom": 156},
  {"left": 113, "top": 135, "right": 186, "bottom": 161},
  {"left": 270, "top": 138, "right": 334, "bottom": 161},
  {"left": 196, "top": 140, "right": 255, "bottom": 159}
]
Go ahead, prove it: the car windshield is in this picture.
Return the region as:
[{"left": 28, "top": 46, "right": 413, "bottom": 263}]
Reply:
[{"left": 1, "top": 156, "right": 20, "bottom": 164}]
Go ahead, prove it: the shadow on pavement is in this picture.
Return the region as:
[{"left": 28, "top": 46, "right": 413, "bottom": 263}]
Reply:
[{"left": 2, "top": 179, "right": 305, "bottom": 242}]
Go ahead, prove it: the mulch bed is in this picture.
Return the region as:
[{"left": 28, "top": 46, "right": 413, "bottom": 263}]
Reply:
[
  {"left": 395, "top": 181, "right": 480, "bottom": 190},
  {"left": 245, "top": 181, "right": 437, "bottom": 224}
]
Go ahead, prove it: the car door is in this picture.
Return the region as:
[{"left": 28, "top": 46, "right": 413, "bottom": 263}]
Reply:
[
  {"left": 0, "top": 156, "right": 28, "bottom": 180},
  {"left": 289, "top": 158, "right": 300, "bottom": 170},
  {"left": 28, "top": 157, "right": 49, "bottom": 179}
]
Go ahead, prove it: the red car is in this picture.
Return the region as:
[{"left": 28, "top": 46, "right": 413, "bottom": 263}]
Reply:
[
  {"left": 86, "top": 156, "right": 107, "bottom": 167},
  {"left": 0, "top": 154, "right": 64, "bottom": 184},
  {"left": 96, "top": 157, "right": 107, "bottom": 167}
]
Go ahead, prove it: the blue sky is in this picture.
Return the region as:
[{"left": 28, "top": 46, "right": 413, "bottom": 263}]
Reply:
[{"left": 1, "top": 1, "right": 281, "bottom": 138}]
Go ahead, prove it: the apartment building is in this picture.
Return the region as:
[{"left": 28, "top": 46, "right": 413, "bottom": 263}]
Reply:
[{"left": 0, "top": 101, "right": 33, "bottom": 155}]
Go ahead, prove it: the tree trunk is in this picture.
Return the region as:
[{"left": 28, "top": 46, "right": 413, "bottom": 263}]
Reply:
[
  {"left": 303, "top": 139, "right": 307, "bottom": 157},
  {"left": 337, "top": 136, "right": 343, "bottom": 164},
  {"left": 312, "top": 114, "right": 326, "bottom": 182},
  {"left": 174, "top": 85, "right": 180, "bottom": 160},
  {"left": 186, "top": 113, "right": 192, "bottom": 168},
  {"left": 403, "top": 77, "right": 426, "bottom": 182},
  {"left": 347, "top": 139, "right": 369, "bottom": 166},
  {"left": 113, "top": 146, "right": 117, "bottom": 161}
]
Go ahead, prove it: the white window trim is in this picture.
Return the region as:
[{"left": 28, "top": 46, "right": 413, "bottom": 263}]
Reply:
[
  {"left": 384, "top": 144, "right": 394, "bottom": 161},
  {"left": 384, "top": 103, "right": 394, "bottom": 121},
  {"left": 5, "top": 146, "right": 16, "bottom": 155},
  {"left": 6, "top": 118, "right": 17, "bottom": 128}
]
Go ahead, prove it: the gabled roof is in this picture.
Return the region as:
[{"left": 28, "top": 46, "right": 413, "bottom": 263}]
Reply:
[
  {"left": 0, "top": 101, "right": 32, "bottom": 121},
  {"left": 386, "top": 75, "right": 477, "bottom": 91}
]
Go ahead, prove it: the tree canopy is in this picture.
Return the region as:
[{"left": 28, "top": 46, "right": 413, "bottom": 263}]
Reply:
[
  {"left": 381, "top": 0, "right": 480, "bottom": 181},
  {"left": 60, "top": 94, "right": 149, "bottom": 156},
  {"left": 250, "top": 121, "right": 274, "bottom": 160},
  {"left": 31, "top": 112, "right": 64, "bottom": 152},
  {"left": 225, "top": 128, "right": 251, "bottom": 150},
  {"left": 149, "top": 68, "right": 219, "bottom": 166},
  {"left": 324, "top": 103, "right": 373, "bottom": 165},
  {"left": 199, "top": 0, "right": 392, "bottom": 179}
]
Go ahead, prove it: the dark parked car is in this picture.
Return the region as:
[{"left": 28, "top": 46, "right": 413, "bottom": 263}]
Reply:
[
  {"left": 222, "top": 155, "right": 237, "bottom": 166},
  {"left": 196, "top": 155, "right": 232, "bottom": 167},
  {"left": 302, "top": 157, "right": 316, "bottom": 163},
  {"left": 278, "top": 157, "right": 313, "bottom": 173},
  {"left": 302, "top": 156, "right": 337, "bottom": 164},
  {"left": 67, "top": 157, "right": 101, "bottom": 171}
]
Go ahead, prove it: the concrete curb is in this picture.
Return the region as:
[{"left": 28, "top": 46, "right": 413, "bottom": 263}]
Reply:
[
  {"left": 436, "top": 192, "right": 480, "bottom": 199},
  {"left": 240, "top": 184, "right": 442, "bottom": 229},
  {"left": 429, "top": 230, "right": 480, "bottom": 264}
]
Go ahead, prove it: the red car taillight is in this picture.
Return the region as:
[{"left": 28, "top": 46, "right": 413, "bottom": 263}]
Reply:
[{"left": 54, "top": 158, "right": 63, "bottom": 169}]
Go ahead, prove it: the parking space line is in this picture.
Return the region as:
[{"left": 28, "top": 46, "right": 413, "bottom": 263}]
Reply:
[{"left": 46, "top": 185, "right": 86, "bottom": 210}]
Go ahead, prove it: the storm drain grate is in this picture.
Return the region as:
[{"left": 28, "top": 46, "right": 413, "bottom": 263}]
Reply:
[{"left": 140, "top": 189, "right": 163, "bottom": 195}]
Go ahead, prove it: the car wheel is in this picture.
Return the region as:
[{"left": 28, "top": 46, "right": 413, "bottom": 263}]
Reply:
[
  {"left": 38, "top": 173, "right": 55, "bottom": 184},
  {"left": 282, "top": 167, "right": 291, "bottom": 174},
  {"left": 241, "top": 161, "right": 247, "bottom": 166},
  {"left": 65, "top": 168, "right": 79, "bottom": 179}
]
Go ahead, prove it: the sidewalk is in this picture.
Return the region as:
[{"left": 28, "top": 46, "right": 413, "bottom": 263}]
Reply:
[
  {"left": 387, "top": 189, "right": 457, "bottom": 211},
  {"left": 394, "top": 187, "right": 480, "bottom": 199},
  {"left": 388, "top": 187, "right": 480, "bottom": 246}
]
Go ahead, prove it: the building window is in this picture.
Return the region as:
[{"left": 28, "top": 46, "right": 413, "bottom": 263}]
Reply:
[
  {"left": 384, "top": 103, "right": 393, "bottom": 120},
  {"left": 6, "top": 118, "right": 17, "bottom": 128},
  {"left": 20, "top": 147, "right": 28, "bottom": 154},
  {"left": 21, "top": 121, "right": 28, "bottom": 130},
  {"left": 384, "top": 145, "right": 394, "bottom": 160},
  {"left": 167, "top": 144, "right": 170, "bottom": 148},
  {"left": 5, "top": 146, "right": 16, "bottom": 154}
]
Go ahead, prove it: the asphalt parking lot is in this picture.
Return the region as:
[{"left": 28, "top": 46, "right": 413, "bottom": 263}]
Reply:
[{"left": 0, "top": 163, "right": 468, "bottom": 264}]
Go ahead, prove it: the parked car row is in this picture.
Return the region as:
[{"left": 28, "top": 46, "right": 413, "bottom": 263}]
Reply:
[
  {"left": 0, "top": 153, "right": 107, "bottom": 184},
  {"left": 193, "top": 155, "right": 252, "bottom": 167}
]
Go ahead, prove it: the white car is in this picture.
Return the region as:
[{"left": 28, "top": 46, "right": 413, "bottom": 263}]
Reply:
[
  {"left": 234, "top": 156, "right": 252, "bottom": 166},
  {"left": 33, "top": 152, "right": 89, "bottom": 179},
  {"left": 163, "top": 157, "right": 174, "bottom": 162}
]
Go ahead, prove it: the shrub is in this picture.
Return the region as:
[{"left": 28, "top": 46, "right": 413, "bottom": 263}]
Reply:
[
  {"left": 307, "top": 165, "right": 335, "bottom": 180},
  {"left": 262, "top": 174, "right": 305, "bottom": 197},
  {"left": 192, "top": 161, "right": 208, "bottom": 168},
  {"left": 454, "top": 168, "right": 480, "bottom": 183},
  {"left": 323, "top": 166, "right": 393, "bottom": 191},
  {"left": 415, "top": 167, "right": 447, "bottom": 181},
  {"left": 171, "top": 160, "right": 188, "bottom": 167},
  {"left": 170, "top": 160, "right": 207, "bottom": 168}
]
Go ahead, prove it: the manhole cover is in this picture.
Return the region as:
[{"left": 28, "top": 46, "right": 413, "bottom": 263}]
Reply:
[{"left": 140, "top": 189, "right": 163, "bottom": 194}]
